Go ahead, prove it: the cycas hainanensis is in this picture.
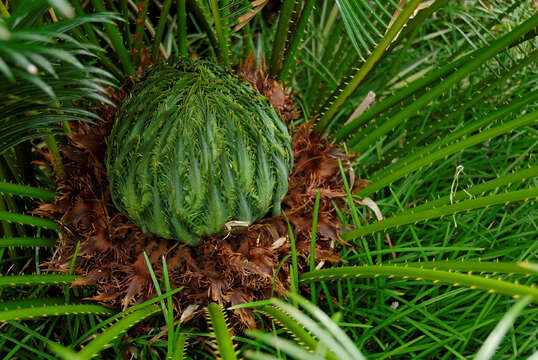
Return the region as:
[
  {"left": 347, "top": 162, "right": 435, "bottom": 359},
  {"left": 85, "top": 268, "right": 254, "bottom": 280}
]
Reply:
[{"left": 106, "top": 59, "right": 293, "bottom": 245}]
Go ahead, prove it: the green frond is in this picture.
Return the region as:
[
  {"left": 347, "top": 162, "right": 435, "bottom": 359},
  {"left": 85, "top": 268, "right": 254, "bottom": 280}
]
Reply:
[
  {"left": 0, "top": 211, "right": 58, "bottom": 230},
  {"left": 269, "top": 0, "right": 296, "bottom": 76},
  {"left": 275, "top": 295, "right": 367, "bottom": 360},
  {"left": 48, "top": 343, "right": 83, "bottom": 360},
  {"left": 0, "top": 182, "right": 55, "bottom": 201},
  {"left": 72, "top": 286, "right": 183, "bottom": 348},
  {"left": 391, "top": 261, "right": 538, "bottom": 276},
  {"left": 246, "top": 329, "right": 326, "bottom": 360},
  {"left": 357, "top": 111, "right": 538, "bottom": 197},
  {"left": 345, "top": 187, "right": 537, "bottom": 240},
  {"left": 300, "top": 265, "right": 538, "bottom": 301},
  {"left": 0, "top": 274, "right": 77, "bottom": 287},
  {"left": 0, "top": 2, "right": 117, "bottom": 153},
  {"left": 171, "top": 332, "right": 189, "bottom": 360},
  {"left": 407, "top": 166, "right": 538, "bottom": 213},
  {"left": 257, "top": 304, "right": 339, "bottom": 360},
  {"left": 0, "top": 237, "right": 56, "bottom": 247},
  {"left": 474, "top": 296, "right": 533, "bottom": 360},
  {"left": 0, "top": 300, "right": 113, "bottom": 322},
  {"left": 205, "top": 303, "right": 238, "bottom": 360},
  {"left": 314, "top": 0, "right": 423, "bottom": 133},
  {"left": 77, "top": 306, "right": 159, "bottom": 359}
]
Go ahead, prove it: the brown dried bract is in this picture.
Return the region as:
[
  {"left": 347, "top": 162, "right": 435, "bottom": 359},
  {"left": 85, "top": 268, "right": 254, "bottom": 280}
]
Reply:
[
  {"left": 35, "top": 60, "right": 362, "bottom": 330},
  {"left": 239, "top": 53, "right": 299, "bottom": 124}
]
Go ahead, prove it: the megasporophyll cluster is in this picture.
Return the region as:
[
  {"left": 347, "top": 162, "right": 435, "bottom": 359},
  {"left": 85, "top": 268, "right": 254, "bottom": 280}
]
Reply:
[{"left": 106, "top": 58, "right": 293, "bottom": 245}]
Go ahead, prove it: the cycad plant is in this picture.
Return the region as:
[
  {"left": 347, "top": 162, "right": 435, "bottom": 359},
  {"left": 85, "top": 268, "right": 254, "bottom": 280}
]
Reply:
[{"left": 0, "top": 0, "right": 537, "bottom": 359}]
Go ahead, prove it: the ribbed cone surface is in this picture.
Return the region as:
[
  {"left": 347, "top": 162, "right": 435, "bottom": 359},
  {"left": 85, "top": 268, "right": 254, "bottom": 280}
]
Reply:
[{"left": 106, "top": 58, "right": 293, "bottom": 244}]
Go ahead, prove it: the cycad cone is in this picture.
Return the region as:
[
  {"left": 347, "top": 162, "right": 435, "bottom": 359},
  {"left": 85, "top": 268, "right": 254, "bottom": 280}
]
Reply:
[{"left": 106, "top": 59, "right": 293, "bottom": 245}]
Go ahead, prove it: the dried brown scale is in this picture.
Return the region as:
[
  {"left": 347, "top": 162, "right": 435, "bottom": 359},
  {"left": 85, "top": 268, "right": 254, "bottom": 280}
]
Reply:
[{"left": 34, "top": 58, "right": 367, "bottom": 329}]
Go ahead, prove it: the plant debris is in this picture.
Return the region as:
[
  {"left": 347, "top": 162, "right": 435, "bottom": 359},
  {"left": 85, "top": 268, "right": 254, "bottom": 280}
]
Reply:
[{"left": 34, "top": 57, "right": 368, "bottom": 329}]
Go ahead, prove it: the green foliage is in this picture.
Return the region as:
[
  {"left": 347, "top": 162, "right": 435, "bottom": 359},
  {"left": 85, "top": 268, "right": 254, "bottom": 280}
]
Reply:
[
  {"left": 344, "top": 15, "right": 537, "bottom": 153},
  {"left": 48, "top": 343, "right": 82, "bottom": 360},
  {"left": 247, "top": 293, "right": 367, "bottom": 360},
  {"left": 51, "top": 305, "right": 159, "bottom": 360},
  {"left": 269, "top": 0, "right": 296, "bottom": 77},
  {"left": 76, "top": 306, "right": 159, "bottom": 359},
  {"left": 474, "top": 296, "right": 533, "bottom": 360},
  {"left": 384, "top": 260, "right": 538, "bottom": 276},
  {"left": 0, "top": 182, "right": 55, "bottom": 201},
  {"left": 0, "top": 301, "right": 113, "bottom": 322},
  {"left": 362, "top": 54, "right": 538, "bottom": 180},
  {"left": 0, "top": 237, "right": 56, "bottom": 247},
  {"left": 0, "top": 0, "right": 537, "bottom": 358},
  {"left": 300, "top": 264, "right": 538, "bottom": 301},
  {"left": 335, "top": 0, "right": 411, "bottom": 61},
  {"left": 315, "top": 0, "right": 423, "bottom": 132},
  {"left": 0, "top": 210, "right": 58, "bottom": 230},
  {"left": 143, "top": 253, "right": 179, "bottom": 358},
  {"left": 240, "top": 291, "right": 537, "bottom": 359},
  {"left": 177, "top": 0, "right": 188, "bottom": 57},
  {"left": 209, "top": 0, "right": 232, "bottom": 70},
  {"left": 205, "top": 303, "right": 238, "bottom": 360},
  {"left": 257, "top": 304, "right": 335, "bottom": 359},
  {"left": 90, "top": 0, "right": 134, "bottom": 75},
  {"left": 172, "top": 332, "right": 189, "bottom": 360},
  {"left": 0, "top": 274, "right": 77, "bottom": 287},
  {"left": 152, "top": 0, "right": 173, "bottom": 58},
  {"left": 344, "top": 187, "right": 537, "bottom": 240},
  {"left": 72, "top": 285, "right": 184, "bottom": 348},
  {"left": 106, "top": 58, "right": 293, "bottom": 244},
  {"left": 0, "top": 0, "right": 117, "bottom": 153},
  {"left": 279, "top": 0, "right": 315, "bottom": 83},
  {"left": 379, "top": 162, "right": 537, "bottom": 214}
]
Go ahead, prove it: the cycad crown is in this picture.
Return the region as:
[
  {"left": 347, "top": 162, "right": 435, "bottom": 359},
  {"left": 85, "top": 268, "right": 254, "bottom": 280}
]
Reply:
[{"left": 106, "top": 59, "right": 293, "bottom": 245}]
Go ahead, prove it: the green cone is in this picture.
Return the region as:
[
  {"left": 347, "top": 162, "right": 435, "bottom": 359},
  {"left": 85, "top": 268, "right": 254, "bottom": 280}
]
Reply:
[{"left": 106, "top": 59, "right": 293, "bottom": 245}]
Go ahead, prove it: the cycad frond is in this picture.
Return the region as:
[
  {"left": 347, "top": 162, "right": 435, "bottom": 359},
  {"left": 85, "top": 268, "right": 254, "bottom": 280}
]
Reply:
[{"left": 0, "top": 1, "right": 117, "bottom": 153}]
